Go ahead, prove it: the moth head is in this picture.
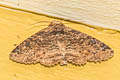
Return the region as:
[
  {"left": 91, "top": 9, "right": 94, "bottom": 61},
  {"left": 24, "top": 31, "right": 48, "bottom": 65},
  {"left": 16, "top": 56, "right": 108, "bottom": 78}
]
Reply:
[{"left": 48, "top": 21, "right": 64, "bottom": 28}]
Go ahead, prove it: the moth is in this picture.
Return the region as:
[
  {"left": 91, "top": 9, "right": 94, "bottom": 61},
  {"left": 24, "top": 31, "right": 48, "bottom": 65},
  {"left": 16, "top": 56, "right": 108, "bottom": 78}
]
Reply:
[{"left": 9, "top": 21, "right": 114, "bottom": 67}]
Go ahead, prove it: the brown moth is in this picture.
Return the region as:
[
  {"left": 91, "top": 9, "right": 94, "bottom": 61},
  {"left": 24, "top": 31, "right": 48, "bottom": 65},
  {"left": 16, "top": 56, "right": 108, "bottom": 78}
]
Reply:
[{"left": 9, "top": 21, "right": 114, "bottom": 67}]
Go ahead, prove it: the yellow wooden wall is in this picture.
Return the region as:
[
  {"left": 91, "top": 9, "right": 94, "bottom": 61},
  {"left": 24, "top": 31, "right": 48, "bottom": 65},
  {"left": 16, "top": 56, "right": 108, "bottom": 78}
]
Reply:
[{"left": 0, "top": 6, "right": 120, "bottom": 80}]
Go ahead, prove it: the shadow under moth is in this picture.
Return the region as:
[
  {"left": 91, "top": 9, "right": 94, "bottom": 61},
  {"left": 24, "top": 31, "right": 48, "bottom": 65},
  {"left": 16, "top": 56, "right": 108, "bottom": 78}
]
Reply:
[{"left": 9, "top": 21, "right": 114, "bottom": 67}]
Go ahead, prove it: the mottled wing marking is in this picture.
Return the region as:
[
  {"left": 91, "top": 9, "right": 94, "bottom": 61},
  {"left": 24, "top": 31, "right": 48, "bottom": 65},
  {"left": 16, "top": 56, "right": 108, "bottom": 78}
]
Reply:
[
  {"left": 9, "top": 21, "right": 114, "bottom": 66},
  {"left": 65, "top": 29, "right": 113, "bottom": 65}
]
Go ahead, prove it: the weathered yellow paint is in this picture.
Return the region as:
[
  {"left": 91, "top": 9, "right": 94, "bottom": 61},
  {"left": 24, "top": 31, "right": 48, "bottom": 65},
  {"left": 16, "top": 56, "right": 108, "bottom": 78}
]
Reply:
[{"left": 0, "top": 6, "right": 120, "bottom": 80}]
